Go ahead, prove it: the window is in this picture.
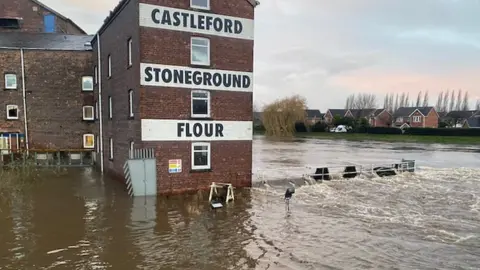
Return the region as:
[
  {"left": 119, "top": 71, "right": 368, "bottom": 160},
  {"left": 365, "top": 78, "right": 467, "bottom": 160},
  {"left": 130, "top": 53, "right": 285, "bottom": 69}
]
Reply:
[
  {"left": 107, "top": 54, "right": 111, "bottom": 77},
  {"left": 0, "top": 18, "right": 21, "bottom": 29},
  {"left": 83, "top": 134, "right": 95, "bottom": 149},
  {"left": 108, "top": 96, "right": 112, "bottom": 119},
  {"left": 82, "top": 76, "right": 93, "bottom": 91},
  {"left": 4, "top": 74, "right": 17, "bottom": 89},
  {"left": 6, "top": 105, "right": 18, "bottom": 120},
  {"left": 95, "top": 101, "right": 99, "bottom": 119},
  {"left": 109, "top": 137, "right": 114, "bottom": 160},
  {"left": 190, "top": 0, "right": 210, "bottom": 10},
  {"left": 396, "top": 117, "right": 403, "bottom": 122},
  {"left": 129, "top": 140, "right": 134, "bottom": 158},
  {"left": 191, "top": 90, "right": 210, "bottom": 118},
  {"left": 128, "top": 89, "right": 134, "bottom": 117},
  {"left": 82, "top": 106, "right": 94, "bottom": 120},
  {"left": 191, "top": 37, "right": 210, "bottom": 66},
  {"left": 191, "top": 142, "right": 210, "bottom": 170},
  {"left": 413, "top": 116, "right": 421, "bottom": 123},
  {"left": 127, "top": 38, "right": 132, "bottom": 67},
  {"left": 94, "top": 65, "right": 98, "bottom": 84}
]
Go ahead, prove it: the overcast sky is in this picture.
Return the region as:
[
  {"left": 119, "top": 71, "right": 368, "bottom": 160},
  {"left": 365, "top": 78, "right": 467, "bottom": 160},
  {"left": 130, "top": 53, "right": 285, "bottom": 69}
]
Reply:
[{"left": 41, "top": 0, "right": 480, "bottom": 111}]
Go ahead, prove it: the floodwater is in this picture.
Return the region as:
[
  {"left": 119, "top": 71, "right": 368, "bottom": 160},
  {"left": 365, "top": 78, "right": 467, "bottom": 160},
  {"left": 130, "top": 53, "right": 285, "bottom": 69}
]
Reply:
[{"left": 1, "top": 136, "right": 479, "bottom": 269}]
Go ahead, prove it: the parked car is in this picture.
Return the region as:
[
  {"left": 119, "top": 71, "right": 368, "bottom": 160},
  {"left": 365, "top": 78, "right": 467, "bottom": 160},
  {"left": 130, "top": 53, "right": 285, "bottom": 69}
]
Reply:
[{"left": 330, "top": 125, "right": 349, "bottom": 133}]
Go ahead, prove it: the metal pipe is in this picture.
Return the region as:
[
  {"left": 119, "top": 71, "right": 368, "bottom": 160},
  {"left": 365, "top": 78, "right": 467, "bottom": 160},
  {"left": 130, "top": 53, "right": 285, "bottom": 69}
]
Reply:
[
  {"left": 20, "top": 48, "right": 29, "bottom": 154},
  {"left": 97, "top": 33, "right": 104, "bottom": 173}
]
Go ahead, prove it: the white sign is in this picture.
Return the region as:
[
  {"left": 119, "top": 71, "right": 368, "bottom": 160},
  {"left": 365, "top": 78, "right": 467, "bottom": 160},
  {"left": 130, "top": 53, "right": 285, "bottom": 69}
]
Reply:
[
  {"left": 141, "top": 119, "right": 253, "bottom": 141},
  {"left": 139, "top": 3, "right": 254, "bottom": 40},
  {"left": 140, "top": 63, "right": 253, "bottom": 92}
]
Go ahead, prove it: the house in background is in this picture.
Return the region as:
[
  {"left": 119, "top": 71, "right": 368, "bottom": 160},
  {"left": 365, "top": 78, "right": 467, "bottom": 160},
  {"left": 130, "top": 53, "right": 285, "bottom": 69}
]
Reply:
[
  {"left": 444, "top": 110, "right": 479, "bottom": 127},
  {"left": 463, "top": 115, "right": 480, "bottom": 128},
  {"left": 304, "top": 109, "right": 322, "bottom": 125},
  {"left": 324, "top": 109, "right": 349, "bottom": 124},
  {"left": 393, "top": 107, "right": 439, "bottom": 128}
]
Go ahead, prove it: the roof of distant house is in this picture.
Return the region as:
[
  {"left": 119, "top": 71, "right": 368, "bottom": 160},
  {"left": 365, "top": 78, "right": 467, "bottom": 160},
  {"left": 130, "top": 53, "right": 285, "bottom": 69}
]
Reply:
[
  {"left": 305, "top": 109, "right": 322, "bottom": 119},
  {"left": 349, "top": 108, "right": 377, "bottom": 118},
  {"left": 0, "top": 32, "right": 93, "bottom": 50},
  {"left": 30, "top": 0, "right": 86, "bottom": 34},
  {"left": 465, "top": 117, "right": 480, "bottom": 128},
  {"left": 445, "top": 110, "right": 478, "bottom": 119},
  {"left": 393, "top": 107, "right": 434, "bottom": 117},
  {"left": 327, "top": 109, "right": 348, "bottom": 117}
]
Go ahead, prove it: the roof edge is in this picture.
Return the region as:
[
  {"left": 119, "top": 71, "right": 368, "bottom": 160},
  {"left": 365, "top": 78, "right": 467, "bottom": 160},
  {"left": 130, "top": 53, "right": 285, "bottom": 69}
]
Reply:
[
  {"left": 91, "top": 0, "right": 131, "bottom": 44},
  {"left": 30, "top": 0, "right": 87, "bottom": 34}
]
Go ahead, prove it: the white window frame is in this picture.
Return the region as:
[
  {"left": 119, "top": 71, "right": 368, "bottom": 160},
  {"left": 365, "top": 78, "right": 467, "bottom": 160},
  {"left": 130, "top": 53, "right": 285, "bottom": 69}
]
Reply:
[
  {"left": 94, "top": 65, "right": 98, "bottom": 84},
  {"left": 82, "top": 105, "right": 94, "bottom": 121},
  {"left": 190, "top": 0, "right": 210, "bottom": 10},
  {"left": 413, "top": 116, "right": 421, "bottom": 123},
  {"left": 127, "top": 38, "right": 132, "bottom": 66},
  {"left": 191, "top": 90, "right": 210, "bottom": 118},
  {"left": 109, "top": 137, "right": 114, "bottom": 160},
  {"left": 191, "top": 142, "right": 211, "bottom": 170},
  {"left": 6, "top": 105, "right": 19, "bottom": 120},
  {"left": 129, "top": 140, "right": 134, "bottom": 158},
  {"left": 4, "top": 74, "right": 17, "bottom": 89},
  {"left": 95, "top": 101, "right": 99, "bottom": 119},
  {"left": 82, "top": 76, "right": 93, "bottom": 91},
  {"left": 108, "top": 96, "right": 112, "bottom": 119},
  {"left": 83, "top": 134, "right": 95, "bottom": 149},
  {"left": 190, "top": 37, "right": 210, "bottom": 66},
  {"left": 128, "top": 89, "right": 134, "bottom": 117},
  {"left": 108, "top": 54, "right": 112, "bottom": 77}
]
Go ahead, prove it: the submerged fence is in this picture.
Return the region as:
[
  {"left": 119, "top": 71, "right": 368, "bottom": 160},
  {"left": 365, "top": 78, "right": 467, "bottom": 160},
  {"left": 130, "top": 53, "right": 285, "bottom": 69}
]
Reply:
[{"left": 1, "top": 149, "right": 94, "bottom": 167}]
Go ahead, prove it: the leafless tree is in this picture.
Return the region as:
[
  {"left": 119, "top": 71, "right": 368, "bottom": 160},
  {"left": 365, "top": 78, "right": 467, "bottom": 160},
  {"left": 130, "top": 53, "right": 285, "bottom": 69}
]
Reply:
[
  {"left": 388, "top": 94, "right": 394, "bottom": 112},
  {"left": 415, "top": 91, "right": 422, "bottom": 107},
  {"left": 345, "top": 94, "right": 355, "bottom": 109},
  {"left": 455, "top": 89, "right": 462, "bottom": 111},
  {"left": 383, "top": 94, "right": 389, "bottom": 109},
  {"left": 461, "top": 91, "right": 469, "bottom": 111},
  {"left": 448, "top": 90, "right": 455, "bottom": 112},
  {"left": 394, "top": 94, "right": 399, "bottom": 112},
  {"left": 476, "top": 99, "right": 480, "bottom": 110},
  {"left": 422, "top": 91, "right": 429, "bottom": 107},
  {"left": 351, "top": 93, "right": 377, "bottom": 109},
  {"left": 435, "top": 91, "right": 443, "bottom": 111},
  {"left": 442, "top": 90, "right": 449, "bottom": 112},
  {"left": 405, "top": 93, "right": 410, "bottom": 107}
]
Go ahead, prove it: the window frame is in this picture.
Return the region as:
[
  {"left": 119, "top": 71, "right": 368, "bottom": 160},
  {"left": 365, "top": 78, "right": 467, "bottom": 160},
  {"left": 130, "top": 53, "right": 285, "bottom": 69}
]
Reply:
[
  {"left": 191, "top": 90, "right": 211, "bottom": 118},
  {"left": 190, "top": 0, "right": 210, "bottom": 10},
  {"left": 190, "top": 37, "right": 210, "bottom": 66},
  {"left": 127, "top": 38, "right": 133, "bottom": 67},
  {"left": 107, "top": 54, "right": 112, "bottom": 78},
  {"left": 4, "top": 73, "right": 17, "bottom": 89},
  {"left": 6, "top": 104, "right": 19, "bottom": 120},
  {"left": 82, "top": 105, "right": 94, "bottom": 121},
  {"left": 108, "top": 96, "right": 112, "bottom": 119},
  {"left": 109, "top": 137, "right": 114, "bottom": 160},
  {"left": 83, "top": 134, "right": 95, "bottom": 149},
  {"left": 412, "top": 116, "right": 421, "bottom": 123},
  {"left": 191, "top": 142, "right": 211, "bottom": 170},
  {"left": 82, "top": 76, "right": 94, "bottom": 91},
  {"left": 128, "top": 89, "right": 134, "bottom": 118}
]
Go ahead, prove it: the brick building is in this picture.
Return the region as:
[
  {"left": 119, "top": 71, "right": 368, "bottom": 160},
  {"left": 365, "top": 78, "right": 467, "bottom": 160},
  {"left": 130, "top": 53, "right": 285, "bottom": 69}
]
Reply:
[{"left": 92, "top": 0, "right": 257, "bottom": 194}]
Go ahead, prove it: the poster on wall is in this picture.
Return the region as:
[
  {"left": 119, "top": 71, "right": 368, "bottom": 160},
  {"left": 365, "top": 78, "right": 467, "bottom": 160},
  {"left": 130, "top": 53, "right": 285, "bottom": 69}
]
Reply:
[{"left": 168, "top": 159, "right": 182, "bottom": 173}]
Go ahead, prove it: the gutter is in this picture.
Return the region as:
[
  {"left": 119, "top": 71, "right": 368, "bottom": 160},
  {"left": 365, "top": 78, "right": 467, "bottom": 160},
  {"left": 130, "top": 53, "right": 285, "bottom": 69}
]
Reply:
[
  {"left": 96, "top": 33, "right": 104, "bottom": 173},
  {"left": 20, "top": 48, "right": 29, "bottom": 154}
]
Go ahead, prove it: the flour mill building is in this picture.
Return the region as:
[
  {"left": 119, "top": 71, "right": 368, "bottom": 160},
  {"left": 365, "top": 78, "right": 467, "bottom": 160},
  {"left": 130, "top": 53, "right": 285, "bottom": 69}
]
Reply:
[{"left": 0, "top": 0, "right": 258, "bottom": 195}]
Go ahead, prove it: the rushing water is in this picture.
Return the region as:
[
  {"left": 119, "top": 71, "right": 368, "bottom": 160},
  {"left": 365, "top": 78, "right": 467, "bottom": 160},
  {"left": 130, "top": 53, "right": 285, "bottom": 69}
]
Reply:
[{"left": 1, "top": 136, "right": 479, "bottom": 269}]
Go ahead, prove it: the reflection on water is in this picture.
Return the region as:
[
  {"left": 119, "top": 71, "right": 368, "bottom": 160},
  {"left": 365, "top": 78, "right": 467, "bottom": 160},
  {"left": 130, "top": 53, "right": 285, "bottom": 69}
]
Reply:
[{"left": 1, "top": 137, "right": 479, "bottom": 269}]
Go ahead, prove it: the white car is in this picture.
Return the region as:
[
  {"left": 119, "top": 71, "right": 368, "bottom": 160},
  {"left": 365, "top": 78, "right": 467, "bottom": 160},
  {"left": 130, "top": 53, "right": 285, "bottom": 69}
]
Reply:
[{"left": 330, "top": 125, "right": 349, "bottom": 133}]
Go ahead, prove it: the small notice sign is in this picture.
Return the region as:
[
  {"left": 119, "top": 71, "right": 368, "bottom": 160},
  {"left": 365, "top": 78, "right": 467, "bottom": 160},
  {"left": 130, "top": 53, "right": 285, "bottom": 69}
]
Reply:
[{"left": 168, "top": 159, "right": 182, "bottom": 173}]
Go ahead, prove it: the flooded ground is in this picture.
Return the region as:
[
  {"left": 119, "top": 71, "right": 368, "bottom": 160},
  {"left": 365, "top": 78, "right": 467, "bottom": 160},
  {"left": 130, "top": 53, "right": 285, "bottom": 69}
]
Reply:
[{"left": 1, "top": 136, "right": 479, "bottom": 269}]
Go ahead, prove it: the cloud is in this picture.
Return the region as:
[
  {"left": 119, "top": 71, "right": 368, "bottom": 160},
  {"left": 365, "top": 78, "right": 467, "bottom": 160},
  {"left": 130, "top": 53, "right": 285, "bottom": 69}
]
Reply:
[{"left": 40, "top": 0, "right": 480, "bottom": 111}]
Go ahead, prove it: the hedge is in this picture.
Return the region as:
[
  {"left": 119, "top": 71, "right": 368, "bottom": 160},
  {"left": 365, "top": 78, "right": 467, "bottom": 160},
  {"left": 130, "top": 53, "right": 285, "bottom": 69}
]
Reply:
[
  {"left": 403, "top": 127, "right": 480, "bottom": 136},
  {"left": 365, "top": 127, "right": 403, "bottom": 134}
]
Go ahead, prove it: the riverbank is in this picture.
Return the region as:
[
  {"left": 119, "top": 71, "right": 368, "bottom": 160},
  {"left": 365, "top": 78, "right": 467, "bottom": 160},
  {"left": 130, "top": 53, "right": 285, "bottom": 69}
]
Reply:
[{"left": 295, "top": 132, "right": 480, "bottom": 144}]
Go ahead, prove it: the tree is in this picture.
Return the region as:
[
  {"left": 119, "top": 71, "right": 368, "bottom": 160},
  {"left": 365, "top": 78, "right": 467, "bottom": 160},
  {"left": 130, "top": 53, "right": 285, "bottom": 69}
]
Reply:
[
  {"left": 415, "top": 91, "right": 422, "bottom": 107},
  {"left": 455, "top": 89, "right": 462, "bottom": 111},
  {"left": 449, "top": 90, "right": 455, "bottom": 112},
  {"left": 345, "top": 94, "right": 355, "bottom": 109},
  {"left": 435, "top": 91, "right": 443, "bottom": 111},
  {"left": 442, "top": 90, "right": 449, "bottom": 112},
  {"left": 422, "top": 91, "right": 429, "bottom": 107},
  {"left": 461, "top": 91, "right": 469, "bottom": 111},
  {"left": 262, "top": 95, "right": 307, "bottom": 137},
  {"left": 476, "top": 99, "right": 480, "bottom": 110},
  {"left": 394, "top": 94, "right": 399, "bottom": 112},
  {"left": 344, "top": 93, "right": 377, "bottom": 109}
]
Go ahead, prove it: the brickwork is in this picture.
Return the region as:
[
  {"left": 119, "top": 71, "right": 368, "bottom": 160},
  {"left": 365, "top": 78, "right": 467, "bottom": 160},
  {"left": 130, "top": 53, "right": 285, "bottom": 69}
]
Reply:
[
  {"left": 373, "top": 110, "right": 392, "bottom": 127},
  {"left": 0, "top": 0, "right": 85, "bottom": 34},
  {"left": 0, "top": 48, "right": 94, "bottom": 148},
  {"left": 424, "top": 109, "right": 439, "bottom": 128}
]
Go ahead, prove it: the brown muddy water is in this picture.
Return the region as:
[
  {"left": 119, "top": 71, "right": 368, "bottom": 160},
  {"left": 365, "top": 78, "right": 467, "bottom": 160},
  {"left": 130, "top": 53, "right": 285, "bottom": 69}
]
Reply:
[{"left": 1, "top": 136, "right": 479, "bottom": 269}]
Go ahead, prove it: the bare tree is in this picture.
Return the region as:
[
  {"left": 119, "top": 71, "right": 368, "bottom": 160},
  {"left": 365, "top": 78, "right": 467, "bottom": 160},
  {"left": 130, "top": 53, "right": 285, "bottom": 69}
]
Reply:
[
  {"left": 435, "top": 91, "right": 443, "bottom": 111},
  {"left": 461, "top": 91, "right": 469, "bottom": 111},
  {"left": 449, "top": 90, "right": 455, "bottom": 112},
  {"left": 345, "top": 94, "right": 355, "bottom": 109},
  {"left": 405, "top": 93, "right": 410, "bottom": 107},
  {"left": 476, "top": 99, "right": 480, "bottom": 110},
  {"left": 383, "top": 94, "right": 389, "bottom": 109},
  {"left": 399, "top": 92, "right": 406, "bottom": 107},
  {"left": 455, "top": 89, "right": 462, "bottom": 111},
  {"left": 345, "top": 93, "right": 377, "bottom": 109},
  {"left": 394, "top": 94, "right": 399, "bottom": 112},
  {"left": 415, "top": 91, "right": 422, "bottom": 107},
  {"left": 442, "top": 90, "right": 449, "bottom": 112},
  {"left": 388, "top": 94, "right": 394, "bottom": 112},
  {"left": 422, "top": 91, "right": 429, "bottom": 107}
]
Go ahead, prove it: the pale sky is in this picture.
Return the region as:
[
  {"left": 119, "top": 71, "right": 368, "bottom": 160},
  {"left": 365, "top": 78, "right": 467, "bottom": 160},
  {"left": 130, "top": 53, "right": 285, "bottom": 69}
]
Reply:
[{"left": 41, "top": 0, "right": 480, "bottom": 111}]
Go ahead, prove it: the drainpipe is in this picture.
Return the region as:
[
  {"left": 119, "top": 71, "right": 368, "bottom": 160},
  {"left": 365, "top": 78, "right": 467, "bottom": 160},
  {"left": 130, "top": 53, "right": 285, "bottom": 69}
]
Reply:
[
  {"left": 20, "top": 49, "right": 29, "bottom": 154},
  {"left": 97, "top": 34, "right": 104, "bottom": 173}
]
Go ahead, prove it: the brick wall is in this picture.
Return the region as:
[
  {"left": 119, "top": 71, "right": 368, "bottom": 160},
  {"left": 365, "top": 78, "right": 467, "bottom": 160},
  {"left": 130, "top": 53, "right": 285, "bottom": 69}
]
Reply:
[
  {"left": 373, "top": 110, "right": 392, "bottom": 127},
  {"left": 424, "top": 109, "right": 439, "bottom": 128},
  {"left": 0, "top": 0, "right": 84, "bottom": 34},
  {"left": 0, "top": 48, "right": 94, "bottom": 148}
]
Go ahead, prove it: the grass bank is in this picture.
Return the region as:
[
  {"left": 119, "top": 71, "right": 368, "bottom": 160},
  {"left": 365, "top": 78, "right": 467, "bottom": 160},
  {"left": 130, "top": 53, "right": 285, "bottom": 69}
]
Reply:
[{"left": 295, "top": 132, "right": 480, "bottom": 145}]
